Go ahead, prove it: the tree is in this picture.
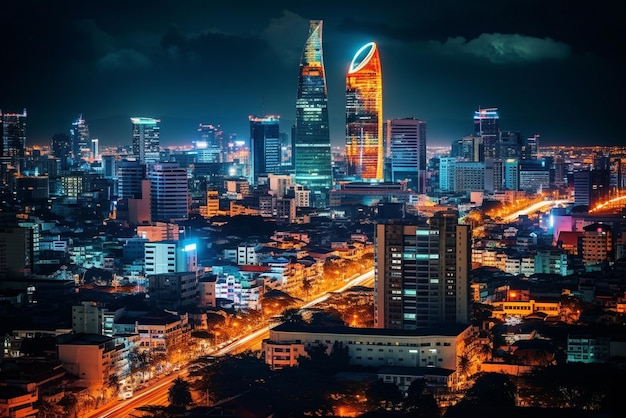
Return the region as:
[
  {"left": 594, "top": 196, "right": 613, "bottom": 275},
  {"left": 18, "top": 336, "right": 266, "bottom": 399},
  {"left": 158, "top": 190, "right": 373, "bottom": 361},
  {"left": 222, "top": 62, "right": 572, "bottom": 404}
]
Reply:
[
  {"left": 365, "top": 379, "right": 403, "bottom": 411},
  {"left": 403, "top": 379, "right": 440, "bottom": 417},
  {"left": 168, "top": 377, "right": 193, "bottom": 408},
  {"left": 462, "top": 372, "right": 517, "bottom": 407},
  {"left": 57, "top": 393, "right": 78, "bottom": 418}
]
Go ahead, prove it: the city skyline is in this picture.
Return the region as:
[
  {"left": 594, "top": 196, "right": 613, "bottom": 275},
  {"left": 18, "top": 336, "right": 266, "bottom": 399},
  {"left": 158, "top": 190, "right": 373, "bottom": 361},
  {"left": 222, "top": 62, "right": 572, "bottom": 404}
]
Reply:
[{"left": 2, "top": 1, "right": 624, "bottom": 148}]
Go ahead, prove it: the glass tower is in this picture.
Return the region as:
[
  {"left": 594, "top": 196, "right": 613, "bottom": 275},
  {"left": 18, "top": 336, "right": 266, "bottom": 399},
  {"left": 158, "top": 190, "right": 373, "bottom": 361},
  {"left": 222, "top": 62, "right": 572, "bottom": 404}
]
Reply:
[
  {"left": 131, "top": 117, "right": 161, "bottom": 164},
  {"left": 249, "top": 115, "right": 281, "bottom": 184},
  {"left": 1, "top": 108, "right": 27, "bottom": 168},
  {"left": 70, "top": 114, "right": 90, "bottom": 162},
  {"left": 473, "top": 107, "right": 499, "bottom": 161},
  {"left": 346, "top": 42, "right": 383, "bottom": 181},
  {"left": 294, "top": 20, "right": 332, "bottom": 207}
]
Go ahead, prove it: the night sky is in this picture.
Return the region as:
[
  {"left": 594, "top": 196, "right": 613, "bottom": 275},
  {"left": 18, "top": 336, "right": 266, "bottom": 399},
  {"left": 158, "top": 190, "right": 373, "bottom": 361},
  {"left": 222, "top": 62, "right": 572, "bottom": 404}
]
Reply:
[{"left": 2, "top": 0, "right": 624, "bottom": 148}]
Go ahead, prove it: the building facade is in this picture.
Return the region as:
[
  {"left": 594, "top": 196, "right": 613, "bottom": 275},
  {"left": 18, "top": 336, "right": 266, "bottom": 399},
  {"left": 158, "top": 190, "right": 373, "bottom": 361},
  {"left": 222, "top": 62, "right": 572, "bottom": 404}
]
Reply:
[
  {"left": 387, "top": 118, "right": 427, "bottom": 194},
  {"left": 249, "top": 115, "right": 281, "bottom": 184},
  {"left": 374, "top": 210, "right": 471, "bottom": 329},
  {"left": 131, "top": 117, "right": 161, "bottom": 163},
  {"left": 294, "top": 20, "right": 332, "bottom": 207},
  {"left": 148, "top": 163, "right": 188, "bottom": 222},
  {"left": 346, "top": 42, "right": 383, "bottom": 181}
]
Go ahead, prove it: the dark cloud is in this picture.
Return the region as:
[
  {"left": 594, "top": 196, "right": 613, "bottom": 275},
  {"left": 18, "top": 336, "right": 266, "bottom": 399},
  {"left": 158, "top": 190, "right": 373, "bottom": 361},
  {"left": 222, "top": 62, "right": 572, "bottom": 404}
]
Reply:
[{"left": 1, "top": 0, "right": 624, "bottom": 147}]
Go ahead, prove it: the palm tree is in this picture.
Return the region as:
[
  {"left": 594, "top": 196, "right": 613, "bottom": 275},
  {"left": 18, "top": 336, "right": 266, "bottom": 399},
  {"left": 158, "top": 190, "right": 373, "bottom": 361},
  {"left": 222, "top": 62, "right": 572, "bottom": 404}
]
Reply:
[{"left": 168, "top": 377, "right": 192, "bottom": 409}]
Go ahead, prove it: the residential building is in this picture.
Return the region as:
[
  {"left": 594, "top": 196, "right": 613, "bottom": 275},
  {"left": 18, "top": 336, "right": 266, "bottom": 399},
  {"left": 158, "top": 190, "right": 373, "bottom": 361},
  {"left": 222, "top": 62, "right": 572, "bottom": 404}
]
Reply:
[{"left": 374, "top": 210, "right": 471, "bottom": 329}]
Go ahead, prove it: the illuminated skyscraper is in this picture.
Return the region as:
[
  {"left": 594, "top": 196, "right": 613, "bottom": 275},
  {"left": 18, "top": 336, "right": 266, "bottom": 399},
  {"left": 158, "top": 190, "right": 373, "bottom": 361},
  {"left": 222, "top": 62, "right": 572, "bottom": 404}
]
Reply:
[
  {"left": 473, "top": 107, "right": 499, "bottom": 161},
  {"left": 294, "top": 20, "right": 332, "bottom": 206},
  {"left": 249, "top": 115, "right": 281, "bottom": 183},
  {"left": 131, "top": 117, "right": 161, "bottom": 163},
  {"left": 1, "top": 108, "right": 27, "bottom": 168},
  {"left": 70, "top": 114, "right": 90, "bottom": 162},
  {"left": 196, "top": 123, "right": 224, "bottom": 163},
  {"left": 387, "top": 118, "right": 427, "bottom": 193},
  {"left": 346, "top": 42, "right": 383, "bottom": 181}
]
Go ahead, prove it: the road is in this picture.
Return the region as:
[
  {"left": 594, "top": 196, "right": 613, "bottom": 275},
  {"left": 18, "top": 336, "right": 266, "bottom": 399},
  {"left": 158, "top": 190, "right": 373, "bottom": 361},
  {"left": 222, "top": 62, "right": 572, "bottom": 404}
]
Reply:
[
  {"left": 501, "top": 199, "right": 571, "bottom": 222},
  {"left": 87, "top": 269, "right": 375, "bottom": 417}
]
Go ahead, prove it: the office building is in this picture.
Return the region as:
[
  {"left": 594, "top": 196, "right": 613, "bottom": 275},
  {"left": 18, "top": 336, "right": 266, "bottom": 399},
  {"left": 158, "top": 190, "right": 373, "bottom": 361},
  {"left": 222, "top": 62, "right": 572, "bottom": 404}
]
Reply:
[
  {"left": 375, "top": 210, "right": 471, "bottom": 329},
  {"left": 196, "top": 123, "right": 224, "bottom": 163},
  {"left": 70, "top": 114, "right": 90, "bottom": 162},
  {"left": 131, "top": 117, "right": 161, "bottom": 163},
  {"left": 499, "top": 131, "right": 523, "bottom": 160},
  {"left": 452, "top": 135, "right": 482, "bottom": 162},
  {"left": 346, "top": 42, "right": 383, "bottom": 181},
  {"left": 148, "top": 163, "right": 188, "bottom": 222},
  {"left": 1, "top": 108, "right": 27, "bottom": 169},
  {"left": 294, "top": 20, "right": 332, "bottom": 206},
  {"left": 144, "top": 239, "right": 198, "bottom": 276},
  {"left": 52, "top": 133, "right": 72, "bottom": 170},
  {"left": 473, "top": 107, "right": 499, "bottom": 161},
  {"left": 523, "top": 134, "right": 540, "bottom": 160},
  {"left": 387, "top": 118, "right": 427, "bottom": 194},
  {"left": 249, "top": 115, "right": 281, "bottom": 184},
  {"left": 116, "top": 160, "right": 146, "bottom": 199}
]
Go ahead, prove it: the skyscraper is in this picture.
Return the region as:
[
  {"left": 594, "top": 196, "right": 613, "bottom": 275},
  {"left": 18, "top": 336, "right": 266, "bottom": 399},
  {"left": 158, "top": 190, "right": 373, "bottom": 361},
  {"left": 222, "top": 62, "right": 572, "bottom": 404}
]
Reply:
[
  {"left": 249, "top": 115, "right": 281, "bottom": 184},
  {"left": 70, "top": 114, "right": 90, "bottom": 162},
  {"left": 294, "top": 20, "right": 332, "bottom": 207},
  {"left": 148, "top": 163, "right": 189, "bottom": 223},
  {"left": 52, "top": 133, "right": 72, "bottom": 170},
  {"left": 1, "top": 108, "right": 27, "bottom": 169},
  {"left": 473, "top": 107, "right": 499, "bottom": 161},
  {"left": 131, "top": 117, "right": 161, "bottom": 163},
  {"left": 374, "top": 210, "right": 471, "bottom": 329},
  {"left": 346, "top": 42, "right": 383, "bottom": 181},
  {"left": 387, "top": 118, "right": 427, "bottom": 193},
  {"left": 196, "top": 123, "right": 224, "bottom": 163}
]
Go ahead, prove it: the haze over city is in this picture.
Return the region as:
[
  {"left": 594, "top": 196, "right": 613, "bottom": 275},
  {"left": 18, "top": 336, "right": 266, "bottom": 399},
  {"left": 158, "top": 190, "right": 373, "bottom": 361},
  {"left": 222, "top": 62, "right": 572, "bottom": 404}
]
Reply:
[{"left": 2, "top": 0, "right": 624, "bottom": 148}]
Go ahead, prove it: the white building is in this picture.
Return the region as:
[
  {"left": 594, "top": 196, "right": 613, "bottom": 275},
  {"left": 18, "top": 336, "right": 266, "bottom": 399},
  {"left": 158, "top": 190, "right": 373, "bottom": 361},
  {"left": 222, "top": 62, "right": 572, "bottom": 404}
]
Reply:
[{"left": 144, "top": 239, "right": 198, "bottom": 275}]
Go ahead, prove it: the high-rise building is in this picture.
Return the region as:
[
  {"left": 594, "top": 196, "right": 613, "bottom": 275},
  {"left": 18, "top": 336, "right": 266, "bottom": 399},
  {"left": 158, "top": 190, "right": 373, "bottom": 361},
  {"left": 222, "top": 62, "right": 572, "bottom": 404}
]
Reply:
[
  {"left": 249, "top": 115, "right": 281, "bottom": 184},
  {"left": 523, "top": 134, "right": 540, "bottom": 160},
  {"left": 196, "top": 123, "right": 224, "bottom": 163},
  {"left": 1, "top": 108, "right": 27, "bottom": 169},
  {"left": 148, "top": 163, "right": 188, "bottom": 222},
  {"left": 52, "top": 133, "right": 72, "bottom": 170},
  {"left": 473, "top": 107, "right": 499, "bottom": 161},
  {"left": 294, "top": 20, "right": 332, "bottom": 206},
  {"left": 131, "top": 117, "right": 161, "bottom": 163},
  {"left": 346, "top": 42, "right": 383, "bottom": 181},
  {"left": 116, "top": 160, "right": 146, "bottom": 199},
  {"left": 387, "top": 118, "right": 427, "bottom": 193},
  {"left": 70, "top": 114, "right": 90, "bottom": 162},
  {"left": 374, "top": 210, "right": 471, "bottom": 329}
]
